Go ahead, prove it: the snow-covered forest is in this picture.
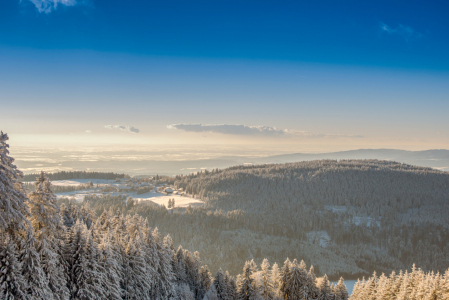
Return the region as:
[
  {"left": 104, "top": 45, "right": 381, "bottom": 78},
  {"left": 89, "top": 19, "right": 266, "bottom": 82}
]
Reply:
[
  {"left": 52, "top": 152, "right": 449, "bottom": 282},
  {"left": 350, "top": 265, "right": 449, "bottom": 299},
  {"left": 166, "top": 161, "right": 449, "bottom": 277},
  {"left": 1, "top": 134, "right": 354, "bottom": 299},
  {"left": 4, "top": 130, "right": 449, "bottom": 298}
]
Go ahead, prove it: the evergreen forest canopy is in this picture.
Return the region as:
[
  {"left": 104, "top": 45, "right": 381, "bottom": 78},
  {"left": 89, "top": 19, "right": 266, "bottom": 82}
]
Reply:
[
  {"left": 0, "top": 136, "right": 351, "bottom": 299},
  {"left": 166, "top": 159, "right": 449, "bottom": 277},
  {"left": 3, "top": 130, "right": 449, "bottom": 299}
]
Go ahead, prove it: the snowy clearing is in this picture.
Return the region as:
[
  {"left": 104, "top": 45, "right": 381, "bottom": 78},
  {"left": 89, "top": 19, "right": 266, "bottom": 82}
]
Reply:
[
  {"left": 307, "top": 231, "right": 330, "bottom": 248},
  {"left": 25, "top": 179, "right": 118, "bottom": 186},
  {"left": 134, "top": 191, "right": 204, "bottom": 208}
]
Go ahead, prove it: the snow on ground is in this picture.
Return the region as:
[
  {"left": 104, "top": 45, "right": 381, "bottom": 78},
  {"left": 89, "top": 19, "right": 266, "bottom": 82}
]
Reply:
[
  {"left": 56, "top": 190, "right": 102, "bottom": 202},
  {"left": 324, "top": 205, "right": 347, "bottom": 213},
  {"left": 307, "top": 231, "right": 330, "bottom": 248},
  {"left": 134, "top": 191, "right": 204, "bottom": 208},
  {"left": 55, "top": 186, "right": 204, "bottom": 208},
  {"left": 25, "top": 179, "right": 118, "bottom": 186},
  {"left": 352, "top": 216, "right": 380, "bottom": 227}
]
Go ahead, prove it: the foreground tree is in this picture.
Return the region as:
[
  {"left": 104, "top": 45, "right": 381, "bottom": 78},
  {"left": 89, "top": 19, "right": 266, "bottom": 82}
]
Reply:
[
  {"left": 0, "top": 132, "right": 30, "bottom": 238},
  {"left": 28, "top": 172, "right": 69, "bottom": 300},
  {"left": 0, "top": 236, "right": 27, "bottom": 300},
  {"left": 20, "top": 231, "right": 52, "bottom": 299},
  {"left": 238, "top": 261, "right": 257, "bottom": 300}
]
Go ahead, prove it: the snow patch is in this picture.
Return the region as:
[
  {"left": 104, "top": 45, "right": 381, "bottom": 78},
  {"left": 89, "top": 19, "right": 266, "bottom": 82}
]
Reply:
[
  {"left": 307, "top": 231, "right": 330, "bottom": 248},
  {"left": 135, "top": 191, "right": 204, "bottom": 209}
]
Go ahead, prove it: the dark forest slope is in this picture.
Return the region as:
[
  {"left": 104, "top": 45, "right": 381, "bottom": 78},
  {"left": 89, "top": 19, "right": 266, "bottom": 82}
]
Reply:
[{"left": 172, "top": 160, "right": 449, "bottom": 275}]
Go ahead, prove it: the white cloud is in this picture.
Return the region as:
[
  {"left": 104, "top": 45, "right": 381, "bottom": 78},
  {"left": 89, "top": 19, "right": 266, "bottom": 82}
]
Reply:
[
  {"left": 85, "top": 130, "right": 91, "bottom": 134},
  {"left": 168, "top": 124, "right": 362, "bottom": 139},
  {"left": 27, "top": 0, "right": 78, "bottom": 13},
  {"left": 105, "top": 125, "right": 140, "bottom": 134},
  {"left": 167, "top": 124, "right": 285, "bottom": 137},
  {"left": 380, "top": 22, "right": 423, "bottom": 41}
]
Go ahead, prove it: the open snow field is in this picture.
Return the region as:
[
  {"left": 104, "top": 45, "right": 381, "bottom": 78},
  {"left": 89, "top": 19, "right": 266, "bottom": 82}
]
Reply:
[
  {"left": 134, "top": 191, "right": 204, "bottom": 208},
  {"left": 25, "top": 179, "right": 118, "bottom": 186},
  {"left": 51, "top": 179, "right": 116, "bottom": 186},
  {"left": 54, "top": 182, "right": 204, "bottom": 208}
]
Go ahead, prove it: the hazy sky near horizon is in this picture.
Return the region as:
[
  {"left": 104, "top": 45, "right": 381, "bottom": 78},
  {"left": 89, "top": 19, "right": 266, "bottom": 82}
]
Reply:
[{"left": 1, "top": 0, "right": 449, "bottom": 153}]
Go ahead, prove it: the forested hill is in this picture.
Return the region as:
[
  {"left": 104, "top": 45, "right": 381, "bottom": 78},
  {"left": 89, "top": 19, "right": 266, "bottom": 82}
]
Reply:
[
  {"left": 22, "top": 171, "right": 126, "bottom": 181},
  {"left": 172, "top": 160, "right": 449, "bottom": 275},
  {"left": 174, "top": 160, "right": 449, "bottom": 226}
]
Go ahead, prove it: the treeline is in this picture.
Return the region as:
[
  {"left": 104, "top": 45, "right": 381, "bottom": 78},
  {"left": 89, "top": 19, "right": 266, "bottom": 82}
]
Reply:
[
  {"left": 168, "top": 160, "right": 449, "bottom": 275},
  {"left": 350, "top": 265, "right": 449, "bottom": 299},
  {"left": 1, "top": 131, "right": 349, "bottom": 299},
  {"left": 23, "top": 181, "right": 94, "bottom": 193},
  {"left": 22, "top": 171, "right": 126, "bottom": 181}
]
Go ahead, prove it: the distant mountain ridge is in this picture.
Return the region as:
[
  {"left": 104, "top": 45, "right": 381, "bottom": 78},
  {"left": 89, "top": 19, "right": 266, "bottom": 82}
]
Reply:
[
  {"left": 257, "top": 149, "right": 449, "bottom": 167},
  {"left": 16, "top": 148, "right": 449, "bottom": 175}
]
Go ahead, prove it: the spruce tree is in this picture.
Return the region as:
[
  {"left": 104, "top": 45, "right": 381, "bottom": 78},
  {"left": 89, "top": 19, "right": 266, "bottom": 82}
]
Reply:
[
  {"left": 238, "top": 261, "right": 256, "bottom": 300},
  {"left": 66, "top": 221, "right": 104, "bottom": 300},
  {"left": 279, "top": 258, "right": 291, "bottom": 299},
  {"left": 0, "top": 236, "right": 28, "bottom": 300},
  {"left": 123, "top": 238, "right": 151, "bottom": 300},
  {"left": 214, "top": 268, "right": 228, "bottom": 300},
  {"left": 143, "top": 226, "right": 159, "bottom": 299},
  {"left": 334, "top": 277, "right": 348, "bottom": 300},
  {"left": 20, "top": 231, "right": 52, "bottom": 299},
  {"left": 199, "top": 265, "right": 213, "bottom": 299},
  {"left": 28, "top": 172, "right": 69, "bottom": 300},
  {"left": 98, "top": 230, "right": 121, "bottom": 300},
  {"left": 318, "top": 274, "right": 332, "bottom": 300},
  {"left": 154, "top": 230, "right": 175, "bottom": 299},
  {"left": 0, "top": 132, "right": 31, "bottom": 238},
  {"left": 308, "top": 266, "right": 319, "bottom": 299},
  {"left": 176, "top": 245, "right": 187, "bottom": 284},
  {"left": 286, "top": 266, "right": 309, "bottom": 300},
  {"left": 260, "top": 258, "right": 273, "bottom": 300},
  {"left": 270, "top": 262, "right": 281, "bottom": 299}
]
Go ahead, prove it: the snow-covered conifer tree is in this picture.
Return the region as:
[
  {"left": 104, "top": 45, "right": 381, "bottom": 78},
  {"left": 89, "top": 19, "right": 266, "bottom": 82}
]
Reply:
[
  {"left": 279, "top": 258, "right": 291, "bottom": 298},
  {"left": 270, "top": 262, "right": 281, "bottom": 299},
  {"left": 27, "top": 172, "right": 69, "bottom": 300},
  {"left": 98, "top": 230, "right": 121, "bottom": 300},
  {"left": 199, "top": 265, "right": 213, "bottom": 299},
  {"left": 143, "top": 226, "right": 159, "bottom": 299},
  {"left": 176, "top": 245, "right": 187, "bottom": 283},
  {"left": 259, "top": 258, "right": 273, "bottom": 300},
  {"left": 123, "top": 238, "right": 151, "bottom": 300},
  {"left": 0, "top": 236, "right": 28, "bottom": 300},
  {"left": 184, "top": 250, "right": 201, "bottom": 298},
  {"left": 27, "top": 172, "right": 61, "bottom": 239},
  {"left": 226, "top": 271, "right": 238, "bottom": 300},
  {"left": 307, "top": 265, "right": 319, "bottom": 299},
  {"left": 0, "top": 132, "right": 31, "bottom": 238},
  {"left": 153, "top": 230, "right": 175, "bottom": 299},
  {"left": 238, "top": 261, "right": 257, "bottom": 300},
  {"left": 318, "top": 274, "right": 332, "bottom": 300},
  {"left": 204, "top": 284, "right": 219, "bottom": 300},
  {"left": 174, "top": 283, "right": 195, "bottom": 300},
  {"left": 286, "top": 266, "right": 309, "bottom": 300},
  {"left": 20, "top": 231, "right": 52, "bottom": 298},
  {"left": 65, "top": 221, "right": 104, "bottom": 299},
  {"left": 214, "top": 268, "right": 229, "bottom": 300},
  {"left": 334, "top": 277, "right": 348, "bottom": 300}
]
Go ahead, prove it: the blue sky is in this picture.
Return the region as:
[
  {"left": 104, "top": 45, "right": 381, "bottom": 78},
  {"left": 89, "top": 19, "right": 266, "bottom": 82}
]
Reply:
[
  {"left": 1, "top": 0, "right": 449, "bottom": 151},
  {"left": 2, "top": 0, "right": 449, "bottom": 68}
]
